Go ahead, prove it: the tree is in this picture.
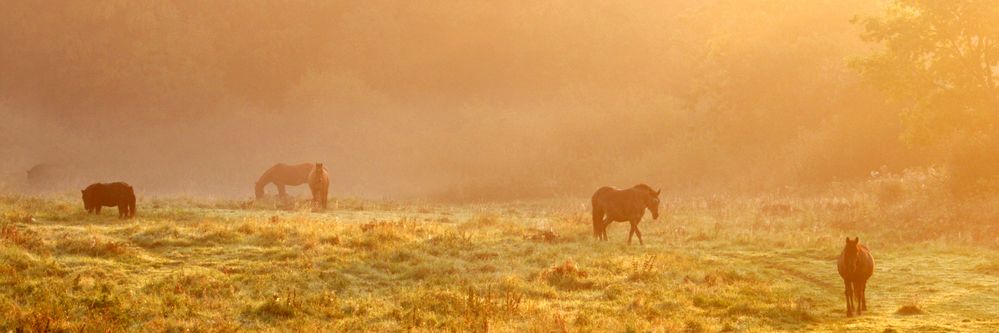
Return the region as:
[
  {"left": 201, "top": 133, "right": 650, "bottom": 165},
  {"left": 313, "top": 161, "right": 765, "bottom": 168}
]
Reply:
[{"left": 852, "top": 0, "right": 999, "bottom": 148}]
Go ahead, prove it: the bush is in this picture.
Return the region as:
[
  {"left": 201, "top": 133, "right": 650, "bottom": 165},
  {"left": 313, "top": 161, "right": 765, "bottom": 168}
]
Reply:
[
  {"left": 1, "top": 222, "right": 44, "bottom": 250},
  {"left": 540, "top": 259, "right": 592, "bottom": 290}
]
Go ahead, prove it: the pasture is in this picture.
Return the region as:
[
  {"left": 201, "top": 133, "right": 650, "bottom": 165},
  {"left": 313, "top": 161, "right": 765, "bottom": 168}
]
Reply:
[{"left": 2, "top": 182, "right": 999, "bottom": 332}]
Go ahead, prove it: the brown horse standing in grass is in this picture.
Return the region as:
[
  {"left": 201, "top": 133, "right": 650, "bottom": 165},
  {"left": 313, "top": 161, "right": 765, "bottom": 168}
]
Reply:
[
  {"left": 591, "top": 184, "right": 661, "bottom": 245},
  {"left": 308, "top": 163, "right": 329, "bottom": 210},
  {"left": 837, "top": 237, "right": 875, "bottom": 317},
  {"left": 255, "top": 163, "right": 330, "bottom": 210}
]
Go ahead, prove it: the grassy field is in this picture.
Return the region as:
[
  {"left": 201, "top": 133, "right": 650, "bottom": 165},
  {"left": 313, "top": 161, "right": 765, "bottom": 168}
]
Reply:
[{"left": 2, "top": 183, "right": 999, "bottom": 331}]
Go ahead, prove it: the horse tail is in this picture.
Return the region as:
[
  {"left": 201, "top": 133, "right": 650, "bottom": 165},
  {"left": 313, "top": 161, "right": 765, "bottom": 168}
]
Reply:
[
  {"left": 591, "top": 187, "right": 612, "bottom": 238},
  {"left": 591, "top": 203, "right": 604, "bottom": 238},
  {"left": 128, "top": 192, "right": 137, "bottom": 218},
  {"left": 126, "top": 185, "right": 137, "bottom": 218}
]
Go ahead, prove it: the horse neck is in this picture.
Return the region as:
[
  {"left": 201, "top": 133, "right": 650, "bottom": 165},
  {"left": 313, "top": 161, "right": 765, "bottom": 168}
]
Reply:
[
  {"left": 627, "top": 189, "right": 649, "bottom": 208},
  {"left": 255, "top": 171, "right": 276, "bottom": 195}
]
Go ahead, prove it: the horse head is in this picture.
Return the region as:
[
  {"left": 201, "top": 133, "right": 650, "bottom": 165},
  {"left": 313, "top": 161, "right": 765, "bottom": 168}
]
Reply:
[
  {"left": 81, "top": 188, "right": 95, "bottom": 213},
  {"left": 842, "top": 237, "right": 861, "bottom": 273},
  {"left": 254, "top": 181, "right": 266, "bottom": 199},
  {"left": 646, "top": 187, "right": 662, "bottom": 220}
]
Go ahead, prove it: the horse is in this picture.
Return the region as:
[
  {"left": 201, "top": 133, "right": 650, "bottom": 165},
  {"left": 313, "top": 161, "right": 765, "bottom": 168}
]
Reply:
[
  {"left": 591, "top": 184, "right": 661, "bottom": 245},
  {"left": 255, "top": 163, "right": 330, "bottom": 209},
  {"left": 82, "top": 182, "right": 136, "bottom": 219},
  {"left": 255, "top": 163, "right": 313, "bottom": 199},
  {"left": 26, "top": 163, "right": 78, "bottom": 191},
  {"left": 308, "top": 163, "right": 330, "bottom": 210},
  {"left": 837, "top": 237, "right": 875, "bottom": 317}
]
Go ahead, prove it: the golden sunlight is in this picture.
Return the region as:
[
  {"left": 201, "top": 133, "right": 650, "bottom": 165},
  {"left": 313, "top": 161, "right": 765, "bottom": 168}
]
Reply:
[{"left": 1, "top": 1, "right": 997, "bottom": 331}]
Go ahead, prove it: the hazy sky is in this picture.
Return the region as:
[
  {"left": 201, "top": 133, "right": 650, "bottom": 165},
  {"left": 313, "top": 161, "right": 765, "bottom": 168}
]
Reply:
[{"left": 0, "top": 1, "right": 908, "bottom": 199}]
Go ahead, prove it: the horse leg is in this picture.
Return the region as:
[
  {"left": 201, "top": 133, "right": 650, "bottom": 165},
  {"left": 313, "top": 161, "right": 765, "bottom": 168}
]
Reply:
[
  {"left": 277, "top": 184, "right": 287, "bottom": 198},
  {"left": 853, "top": 282, "right": 864, "bottom": 315},
  {"left": 859, "top": 280, "right": 868, "bottom": 312},
  {"left": 314, "top": 187, "right": 324, "bottom": 211},
  {"left": 601, "top": 217, "right": 613, "bottom": 241},
  {"left": 321, "top": 187, "right": 328, "bottom": 209},
  {"left": 844, "top": 280, "right": 854, "bottom": 317},
  {"left": 309, "top": 187, "right": 318, "bottom": 210},
  {"left": 627, "top": 224, "right": 636, "bottom": 245},
  {"left": 315, "top": 189, "right": 322, "bottom": 210},
  {"left": 95, "top": 206, "right": 102, "bottom": 215},
  {"left": 632, "top": 220, "right": 644, "bottom": 245}
]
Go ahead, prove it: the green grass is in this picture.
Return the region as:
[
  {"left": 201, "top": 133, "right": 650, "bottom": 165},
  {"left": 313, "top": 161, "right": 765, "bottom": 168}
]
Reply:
[{"left": 1, "top": 191, "right": 999, "bottom": 332}]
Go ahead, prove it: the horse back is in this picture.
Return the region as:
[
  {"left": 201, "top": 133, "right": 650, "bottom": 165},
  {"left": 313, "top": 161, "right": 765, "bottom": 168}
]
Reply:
[
  {"left": 592, "top": 187, "right": 645, "bottom": 221},
  {"left": 86, "top": 182, "right": 135, "bottom": 206},
  {"left": 263, "top": 163, "right": 313, "bottom": 185},
  {"left": 591, "top": 186, "right": 616, "bottom": 201}
]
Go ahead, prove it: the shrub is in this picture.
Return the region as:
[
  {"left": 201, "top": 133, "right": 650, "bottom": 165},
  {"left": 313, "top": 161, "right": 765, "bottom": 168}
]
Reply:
[
  {"left": 897, "top": 295, "right": 924, "bottom": 315},
  {"left": 55, "top": 235, "right": 130, "bottom": 257},
  {"left": 540, "top": 259, "right": 592, "bottom": 290},
  {"left": 1, "top": 222, "right": 44, "bottom": 250},
  {"left": 427, "top": 230, "right": 474, "bottom": 249},
  {"left": 523, "top": 228, "right": 561, "bottom": 243},
  {"left": 627, "top": 255, "right": 660, "bottom": 282}
]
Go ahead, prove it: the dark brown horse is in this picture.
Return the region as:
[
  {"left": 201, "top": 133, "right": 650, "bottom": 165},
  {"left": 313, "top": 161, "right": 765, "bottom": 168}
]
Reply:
[
  {"left": 255, "top": 163, "right": 330, "bottom": 209},
  {"left": 82, "top": 182, "right": 136, "bottom": 219},
  {"left": 591, "top": 184, "right": 661, "bottom": 245},
  {"left": 837, "top": 237, "right": 875, "bottom": 317}
]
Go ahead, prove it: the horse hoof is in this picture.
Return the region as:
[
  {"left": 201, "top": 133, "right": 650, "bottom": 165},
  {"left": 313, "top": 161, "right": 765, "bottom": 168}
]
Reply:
[{"left": 846, "top": 312, "right": 854, "bottom": 317}]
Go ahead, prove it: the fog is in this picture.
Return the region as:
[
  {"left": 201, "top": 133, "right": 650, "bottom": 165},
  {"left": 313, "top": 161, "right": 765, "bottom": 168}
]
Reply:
[{"left": 0, "top": 1, "right": 924, "bottom": 200}]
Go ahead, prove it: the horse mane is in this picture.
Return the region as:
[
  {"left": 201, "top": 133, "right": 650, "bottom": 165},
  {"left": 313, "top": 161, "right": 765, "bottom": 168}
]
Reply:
[{"left": 632, "top": 184, "right": 656, "bottom": 194}]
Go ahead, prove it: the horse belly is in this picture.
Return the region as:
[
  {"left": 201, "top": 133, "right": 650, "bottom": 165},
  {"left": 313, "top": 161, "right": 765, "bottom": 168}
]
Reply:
[
  {"left": 604, "top": 210, "right": 639, "bottom": 222},
  {"left": 860, "top": 253, "right": 875, "bottom": 279},
  {"left": 99, "top": 200, "right": 121, "bottom": 208}
]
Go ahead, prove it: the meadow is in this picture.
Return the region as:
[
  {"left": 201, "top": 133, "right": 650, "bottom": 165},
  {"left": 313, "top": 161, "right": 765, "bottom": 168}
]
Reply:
[{"left": 2, "top": 173, "right": 999, "bottom": 332}]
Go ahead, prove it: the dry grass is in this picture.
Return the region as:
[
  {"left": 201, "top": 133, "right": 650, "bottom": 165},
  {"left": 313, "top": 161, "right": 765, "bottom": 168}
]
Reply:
[{"left": 2, "top": 179, "right": 999, "bottom": 331}]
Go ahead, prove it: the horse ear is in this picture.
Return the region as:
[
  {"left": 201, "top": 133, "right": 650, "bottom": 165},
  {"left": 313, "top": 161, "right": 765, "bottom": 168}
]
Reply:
[
  {"left": 854, "top": 237, "right": 860, "bottom": 243},
  {"left": 656, "top": 188, "right": 661, "bottom": 196},
  {"left": 845, "top": 237, "right": 850, "bottom": 243}
]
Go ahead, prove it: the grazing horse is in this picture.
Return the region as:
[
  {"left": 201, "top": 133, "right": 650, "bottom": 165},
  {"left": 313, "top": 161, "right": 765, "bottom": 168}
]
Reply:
[
  {"left": 26, "top": 163, "right": 79, "bottom": 191},
  {"left": 591, "top": 184, "right": 661, "bottom": 245},
  {"left": 82, "top": 182, "right": 136, "bottom": 219},
  {"left": 255, "top": 163, "right": 330, "bottom": 209},
  {"left": 837, "top": 237, "right": 875, "bottom": 317},
  {"left": 308, "top": 163, "right": 330, "bottom": 210}
]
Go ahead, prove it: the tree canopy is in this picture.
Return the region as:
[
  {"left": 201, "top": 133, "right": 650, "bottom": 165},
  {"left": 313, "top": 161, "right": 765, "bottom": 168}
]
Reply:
[{"left": 852, "top": 0, "right": 999, "bottom": 147}]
